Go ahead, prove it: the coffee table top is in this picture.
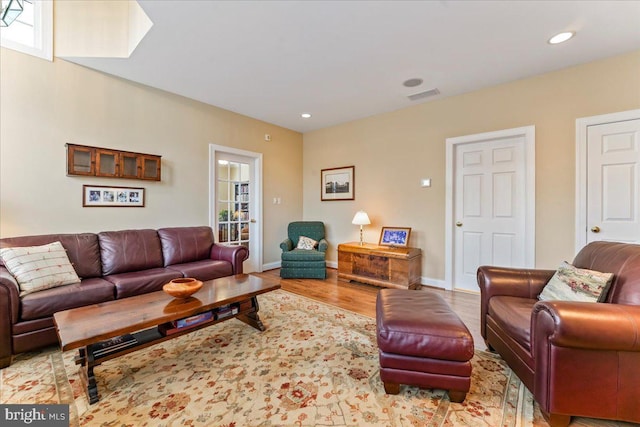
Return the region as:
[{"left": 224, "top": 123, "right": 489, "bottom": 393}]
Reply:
[{"left": 53, "top": 274, "right": 280, "bottom": 351}]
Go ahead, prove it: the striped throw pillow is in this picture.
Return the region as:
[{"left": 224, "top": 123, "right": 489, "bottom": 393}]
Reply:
[{"left": 0, "top": 241, "right": 81, "bottom": 296}]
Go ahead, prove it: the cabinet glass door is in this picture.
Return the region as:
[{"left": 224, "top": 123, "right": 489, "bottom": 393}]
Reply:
[
  {"left": 217, "top": 160, "right": 250, "bottom": 248},
  {"left": 96, "top": 150, "right": 119, "bottom": 177},
  {"left": 120, "top": 153, "right": 140, "bottom": 179},
  {"left": 67, "top": 145, "right": 95, "bottom": 175}
]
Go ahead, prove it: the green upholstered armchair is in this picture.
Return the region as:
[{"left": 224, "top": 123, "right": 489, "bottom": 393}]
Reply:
[{"left": 280, "top": 221, "right": 328, "bottom": 279}]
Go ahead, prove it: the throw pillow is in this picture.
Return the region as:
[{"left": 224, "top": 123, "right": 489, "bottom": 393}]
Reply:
[
  {"left": 0, "top": 241, "right": 81, "bottom": 296},
  {"left": 538, "top": 261, "right": 613, "bottom": 303},
  {"left": 297, "top": 236, "right": 318, "bottom": 250}
]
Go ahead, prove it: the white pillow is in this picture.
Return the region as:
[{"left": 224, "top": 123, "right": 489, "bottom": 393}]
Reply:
[
  {"left": 0, "top": 241, "right": 81, "bottom": 296},
  {"left": 296, "top": 236, "right": 318, "bottom": 250},
  {"left": 538, "top": 261, "right": 613, "bottom": 303}
]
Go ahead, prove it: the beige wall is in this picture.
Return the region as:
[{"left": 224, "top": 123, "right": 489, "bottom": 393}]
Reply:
[
  {"left": 303, "top": 50, "right": 640, "bottom": 285},
  {"left": 0, "top": 48, "right": 303, "bottom": 266}
]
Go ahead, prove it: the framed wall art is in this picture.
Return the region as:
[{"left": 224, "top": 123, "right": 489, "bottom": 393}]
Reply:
[
  {"left": 321, "top": 166, "right": 354, "bottom": 201},
  {"left": 83, "top": 185, "right": 145, "bottom": 207},
  {"left": 379, "top": 227, "right": 411, "bottom": 247}
]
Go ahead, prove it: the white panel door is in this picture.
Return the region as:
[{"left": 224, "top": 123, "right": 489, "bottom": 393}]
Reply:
[
  {"left": 453, "top": 137, "right": 526, "bottom": 292},
  {"left": 587, "top": 119, "right": 640, "bottom": 244}
]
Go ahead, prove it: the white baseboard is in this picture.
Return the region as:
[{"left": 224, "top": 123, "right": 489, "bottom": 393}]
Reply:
[
  {"left": 326, "top": 260, "right": 338, "bottom": 269},
  {"left": 420, "top": 276, "right": 449, "bottom": 290},
  {"left": 262, "top": 261, "right": 281, "bottom": 271}
]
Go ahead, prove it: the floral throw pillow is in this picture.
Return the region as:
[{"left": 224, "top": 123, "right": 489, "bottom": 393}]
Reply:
[
  {"left": 296, "top": 236, "right": 318, "bottom": 250},
  {"left": 0, "top": 241, "right": 81, "bottom": 296},
  {"left": 538, "top": 261, "right": 613, "bottom": 303}
]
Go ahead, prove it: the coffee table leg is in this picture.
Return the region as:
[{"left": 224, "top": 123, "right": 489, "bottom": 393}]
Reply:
[
  {"left": 236, "top": 296, "right": 266, "bottom": 331},
  {"left": 78, "top": 347, "right": 100, "bottom": 404},
  {"left": 86, "top": 364, "right": 100, "bottom": 404}
]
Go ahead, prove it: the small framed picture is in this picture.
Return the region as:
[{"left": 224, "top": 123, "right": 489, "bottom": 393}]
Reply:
[
  {"left": 379, "top": 227, "right": 411, "bottom": 247},
  {"left": 321, "top": 166, "right": 355, "bottom": 201},
  {"left": 83, "top": 185, "right": 145, "bottom": 207}
]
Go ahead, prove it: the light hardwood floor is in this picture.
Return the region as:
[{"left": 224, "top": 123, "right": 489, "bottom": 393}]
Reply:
[{"left": 251, "top": 268, "right": 486, "bottom": 349}]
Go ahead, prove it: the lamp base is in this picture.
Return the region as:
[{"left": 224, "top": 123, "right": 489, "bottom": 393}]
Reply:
[{"left": 359, "top": 227, "right": 364, "bottom": 246}]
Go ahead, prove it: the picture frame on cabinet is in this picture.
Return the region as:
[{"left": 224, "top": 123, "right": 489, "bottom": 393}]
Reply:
[
  {"left": 83, "top": 185, "right": 145, "bottom": 207},
  {"left": 321, "top": 166, "right": 355, "bottom": 201},
  {"left": 379, "top": 227, "right": 411, "bottom": 247}
]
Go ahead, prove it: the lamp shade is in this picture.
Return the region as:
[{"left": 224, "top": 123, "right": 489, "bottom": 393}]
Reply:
[{"left": 352, "top": 211, "right": 371, "bottom": 225}]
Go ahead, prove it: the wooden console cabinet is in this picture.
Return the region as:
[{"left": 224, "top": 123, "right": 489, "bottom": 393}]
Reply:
[
  {"left": 338, "top": 242, "right": 422, "bottom": 290},
  {"left": 66, "top": 143, "right": 162, "bottom": 181}
]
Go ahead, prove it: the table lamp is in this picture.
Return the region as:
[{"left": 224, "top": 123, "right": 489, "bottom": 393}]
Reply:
[{"left": 352, "top": 211, "right": 371, "bottom": 246}]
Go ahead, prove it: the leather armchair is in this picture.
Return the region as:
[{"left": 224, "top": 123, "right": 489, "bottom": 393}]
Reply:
[
  {"left": 279, "top": 221, "right": 328, "bottom": 279},
  {"left": 478, "top": 241, "right": 640, "bottom": 427}
]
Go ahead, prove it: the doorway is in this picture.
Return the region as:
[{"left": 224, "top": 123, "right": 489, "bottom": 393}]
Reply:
[
  {"left": 445, "top": 126, "right": 535, "bottom": 292},
  {"left": 209, "top": 144, "right": 263, "bottom": 273},
  {"left": 576, "top": 109, "right": 640, "bottom": 250}
]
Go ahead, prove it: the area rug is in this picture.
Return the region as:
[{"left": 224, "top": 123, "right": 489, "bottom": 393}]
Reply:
[{"left": 0, "top": 290, "right": 633, "bottom": 427}]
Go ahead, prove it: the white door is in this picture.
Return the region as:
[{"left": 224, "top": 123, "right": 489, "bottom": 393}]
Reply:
[
  {"left": 586, "top": 119, "right": 640, "bottom": 244},
  {"left": 210, "top": 145, "right": 263, "bottom": 273},
  {"left": 446, "top": 126, "right": 535, "bottom": 293}
]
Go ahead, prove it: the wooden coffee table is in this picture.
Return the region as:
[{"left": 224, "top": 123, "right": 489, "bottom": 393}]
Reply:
[{"left": 53, "top": 274, "right": 280, "bottom": 404}]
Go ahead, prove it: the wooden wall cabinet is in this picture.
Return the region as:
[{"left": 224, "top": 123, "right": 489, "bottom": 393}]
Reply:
[
  {"left": 67, "top": 144, "right": 161, "bottom": 181},
  {"left": 338, "top": 242, "right": 422, "bottom": 290}
]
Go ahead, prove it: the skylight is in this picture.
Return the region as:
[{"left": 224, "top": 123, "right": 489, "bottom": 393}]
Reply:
[{"left": 0, "top": 0, "right": 52, "bottom": 60}]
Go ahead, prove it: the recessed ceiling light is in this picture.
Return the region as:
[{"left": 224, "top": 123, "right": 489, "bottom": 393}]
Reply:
[
  {"left": 403, "top": 78, "right": 423, "bottom": 88},
  {"left": 548, "top": 31, "right": 575, "bottom": 45},
  {"left": 301, "top": 113, "right": 312, "bottom": 119}
]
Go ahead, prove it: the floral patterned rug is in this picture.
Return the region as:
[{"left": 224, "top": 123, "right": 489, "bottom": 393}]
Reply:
[{"left": 0, "top": 290, "right": 632, "bottom": 426}]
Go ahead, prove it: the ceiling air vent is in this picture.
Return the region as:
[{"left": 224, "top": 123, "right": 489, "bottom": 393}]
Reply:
[{"left": 407, "top": 88, "right": 440, "bottom": 101}]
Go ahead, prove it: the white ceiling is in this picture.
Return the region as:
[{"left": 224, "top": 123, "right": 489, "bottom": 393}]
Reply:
[{"left": 64, "top": 0, "right": 640, "bottom": 133}]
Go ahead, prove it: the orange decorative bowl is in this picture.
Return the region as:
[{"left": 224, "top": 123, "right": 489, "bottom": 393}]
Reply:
[{"left": 163, "top": 278, "right": 203, "bottom": 299}]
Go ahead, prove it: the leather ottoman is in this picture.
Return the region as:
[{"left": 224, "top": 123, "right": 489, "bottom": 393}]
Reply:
[{"left": 376, "top": 288, "right": 474, "bottom": 402}]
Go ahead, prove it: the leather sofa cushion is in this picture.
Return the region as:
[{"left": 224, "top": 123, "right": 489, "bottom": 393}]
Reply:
[
  {"left": 158, "top": 226, "right": 214, "bottom": 267},
  {"left": 99, "top": 229, "right": 164, "bottom": 275},
  {"left": 105, "top": 268, "right": 182, "bottom": 299},
  {"left": 166, "top": 260, "right": 232, "bottom": 282},
  {"left": 12, "top": 316, "right": 54, "bottom": 335},
  {"left": 376, "top": 289, "right": 474, "bottom": 362},
  {"left": 487, "top": 295, "right": 536, "bottom": 351},
  {"left": 0, "top": 233, "right": 102, "bottom": 278},
  {"left": 20, "top": 278, "right": 114, "bottom": 320}
]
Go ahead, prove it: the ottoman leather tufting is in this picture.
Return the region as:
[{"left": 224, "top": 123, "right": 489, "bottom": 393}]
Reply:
[{"left": 376, "top": 288, "right": 474, "bottom": 402}]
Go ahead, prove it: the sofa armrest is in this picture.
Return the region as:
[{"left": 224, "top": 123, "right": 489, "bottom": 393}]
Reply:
[
  {"left": 532, "top": 301, "right": 640, "bottom": 419},
  {"left": 532, "top": 301, "right": 640, "bottom": 351},
  {"left": 477, "top": 266, "right": 555, "bottom": 339},
  {"left": 0, "top": 268, "right": 20, "bottom": 324},
  {"left": 280, "top": 238, "right": 293, "bottom": 252},
  {"left": 0, "top": 267, "right": 20, "bottom": 367},
  {"left": 318, "top": 238, "right": 328, "bottom": 253},
  {"left": 209, "top": 244, "right": 249, "bottom": 274}
]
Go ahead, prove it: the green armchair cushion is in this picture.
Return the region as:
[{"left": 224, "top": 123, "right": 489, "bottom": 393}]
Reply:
[{"left": 282, "top": 249, "right": 326, "bottom": 262}]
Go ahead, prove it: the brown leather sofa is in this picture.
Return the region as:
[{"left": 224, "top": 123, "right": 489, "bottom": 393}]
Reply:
[
  {"left": 478, "top": 241, "right": 640, "bottom": 427},
  {"left": 0, "top": 226, "right": 248, "bottom": 368}
]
